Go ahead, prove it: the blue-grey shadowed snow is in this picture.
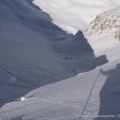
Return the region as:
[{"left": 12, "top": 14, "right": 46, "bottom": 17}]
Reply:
[
  {"left": 95, "top": 64, "right": 120, "bottom": 120},
  {"left": 10, "top": 115, "right": 24, "bottom": 120},
  {"left": 26, "top": 0, "right": 42, "bottom": 10},
  {"left": 0, "top": 0, "right": 66, "bottom": 35},
  {"left": 0, "top": 0, "right": 108, "bottom": 112},
  {"left": 55, "top": 30, "right": 108, "bottom": 73}
]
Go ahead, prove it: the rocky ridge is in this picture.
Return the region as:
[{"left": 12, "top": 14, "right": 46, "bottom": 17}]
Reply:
[{"left": 83, "top": 8, "right": 120, "bottom": 41}]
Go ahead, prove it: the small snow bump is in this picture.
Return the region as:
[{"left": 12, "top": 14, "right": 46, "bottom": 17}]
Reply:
[
  {"left": 21, "top": 97, "right": 26, "bottom": 101},
  {"left": 10, "top": 77, "right": 17, "bottom": 82}
]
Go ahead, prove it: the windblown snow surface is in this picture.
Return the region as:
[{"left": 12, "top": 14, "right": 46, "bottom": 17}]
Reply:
[
  {"left": 0, "top": 0, "right": 120, "bottom": 120},
  {"left": 33, "top": 0, "right": 120, "bottom": 34}
]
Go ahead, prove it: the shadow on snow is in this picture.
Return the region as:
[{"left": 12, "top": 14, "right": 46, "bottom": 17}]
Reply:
[
  {"left": 95, "top": 64, "right": 120, "bottom": 120},
  {"left": 0, "top": 0, "right": 108, "bottom": 114}
]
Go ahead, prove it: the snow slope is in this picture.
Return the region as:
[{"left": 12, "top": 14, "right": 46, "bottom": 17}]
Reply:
[
  {"left": 33, "top": 0, "right": 119, "bottom": 34},
  {"left": 1, "top": 61, "right": 120, "bottom": 120},
  {"left": 0, "top": 0, "right": 120, "bottom": 120},
  {"left": 0, "top": 0, "right": 71, "bottom": 108},
  {"left": 84, "top": 8, "right": 120, "bottom": 36},
  {"left": 0, "top": 0, "right": 101, "bottom": 110},
  {"left": 83, "top": 7, "right": 120, "bottom": 62}
]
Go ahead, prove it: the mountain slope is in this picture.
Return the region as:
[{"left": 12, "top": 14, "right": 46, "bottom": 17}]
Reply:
[
  {"left": 0, "top": 0, "right": 100, "bottom": 110},
  {"left": 83, "top": 7, "right": 120, "bottom": 62},
  {"left": 0, "top": 0, "right": 120, "bottom": 120},
  {"left": 0, "top": 0, "right": 72, "bottom": 109},
  {"left": 83, "top": 7, "right": 120, "bottom": 37},
  {"left": 33, "top": 0, "right": 119, "bottom": 34}
]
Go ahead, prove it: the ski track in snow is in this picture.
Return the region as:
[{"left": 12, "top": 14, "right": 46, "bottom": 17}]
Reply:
[{"left": 0, "top": 0, "right": 120, "bottom": 120}]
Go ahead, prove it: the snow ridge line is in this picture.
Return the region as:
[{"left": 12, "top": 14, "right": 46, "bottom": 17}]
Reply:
[{"left": 78, "top": 70, "right": 101, "bottom": 120}]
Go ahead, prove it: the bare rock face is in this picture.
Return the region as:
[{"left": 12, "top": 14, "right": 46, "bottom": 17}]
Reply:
[{"left": 83, "top": 8, "right": 120, "bottom": 41}]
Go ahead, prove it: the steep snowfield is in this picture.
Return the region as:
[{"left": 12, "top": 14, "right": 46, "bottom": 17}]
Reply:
[
  {"left": 1, "top": 62, "right": 120, "bottom": 120},
  {"left": 0, "top": 0, "right": 99, "bottom": 111},
  {"left": 84, "top": 8, "right": 120, "bottom": 36},
  {"left": 33, "top": 0, "right": 119, "bottom": 34},
  {"left": 0, "top": 0, "right": 120, "bottom": 120},
  {"left": 83, "top": 7, "right": 120, "bottom": 62}
]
